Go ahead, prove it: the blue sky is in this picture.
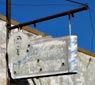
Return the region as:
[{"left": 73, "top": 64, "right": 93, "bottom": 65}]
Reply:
[{"left": 0, "top": 0, "right": 95, "bottom": 52}]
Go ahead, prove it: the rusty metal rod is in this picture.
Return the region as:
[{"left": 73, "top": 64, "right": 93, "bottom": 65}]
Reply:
[
  {"left": 11, "top": 5, "right": 88, "bottom": 29},
  {"left": 6, "top": 0, "right": 11, "bottom": 28},
  {"left": 6, "top": 0, "right": 11, "bottom": 84}
]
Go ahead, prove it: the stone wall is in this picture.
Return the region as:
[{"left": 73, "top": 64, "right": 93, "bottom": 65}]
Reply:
[
  {"left": 0, "top": 20, "right": 95, "bottom": 85},
  {"left": 0, "top": 20, "right": 7, "bottom": 85}
]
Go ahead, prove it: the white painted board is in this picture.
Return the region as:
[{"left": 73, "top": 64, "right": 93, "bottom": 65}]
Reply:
[{"left": 8, "top": 31, "right": 78, "bottom": 79}]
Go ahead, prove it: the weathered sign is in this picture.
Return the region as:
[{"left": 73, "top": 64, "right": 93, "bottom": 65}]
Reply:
[{"left": 8, "top": 31, "right": 78, "bottom": 79}]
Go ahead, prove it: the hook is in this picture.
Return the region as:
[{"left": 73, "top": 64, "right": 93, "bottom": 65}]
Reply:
[
  {"left": 71, "top": 13, "right": 74, "bottom": 18},
  {"left": 34, "top": 23, "right": 36, "bottom": 28}
]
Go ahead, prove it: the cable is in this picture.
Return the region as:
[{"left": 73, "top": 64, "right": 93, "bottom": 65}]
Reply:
[
  {"left": 66, "top": 0, "right": 87, "bottom": 6},
  {"left": 93, "top": 6, "right": 95, "bottom": 10},
  {"left": 88, "top": 8, "right": 95, "bottom": 52},
  {"left": 0, "top": 1, "right": 79, "bottom": 7},
  {"left": 89, "top": 7, "right": 95, "bottom": 13}
]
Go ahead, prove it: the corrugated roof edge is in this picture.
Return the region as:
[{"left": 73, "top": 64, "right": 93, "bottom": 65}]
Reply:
[
  {"left": 0, "top": 14, "right": 95, "bottom": 57},
  {"left": 0, "top": 14, "right": 47, "bottom": 37}
]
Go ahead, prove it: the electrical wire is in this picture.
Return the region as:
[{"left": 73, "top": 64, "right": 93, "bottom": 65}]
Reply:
[
  {"left": 90, "top": 7, "right": 95, "bottom": 13},
  {"left": 88, "top": 8, "right": 95, "bottom": 52},
  {"left": 0, "top": 1, "right": 79, "bottom": 7},
  {"left": 93, "top": 6, "right": 95, "bottom": 10},
  {"left": 66, "top": 0, "right": 87, "bottom": 6}
]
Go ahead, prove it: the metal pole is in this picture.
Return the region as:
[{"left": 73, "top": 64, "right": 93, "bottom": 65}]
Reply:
[
  {"left": 6, "top": 0, "right": 11, "bottom": 84},
  {"left": 6, "top": 0, "right": 11, "bottom": 29},
  {"left": 11, "top": 5, "right": 88, "bottom": 29}
]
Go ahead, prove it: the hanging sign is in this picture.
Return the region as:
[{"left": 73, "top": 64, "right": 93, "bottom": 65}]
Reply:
[{"left": 8, "top": 31, "right": 78, "bottom": 79}]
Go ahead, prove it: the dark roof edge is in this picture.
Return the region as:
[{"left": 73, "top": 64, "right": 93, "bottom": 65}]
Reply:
[
  {"left": 0, "top": 14, "right": 95, "bottom": 57},
  {"left": 0, "top": 14, "right": 47, "bottom": 36}
]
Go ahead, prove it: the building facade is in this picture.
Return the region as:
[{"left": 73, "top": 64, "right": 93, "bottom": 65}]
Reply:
[{"left": 0, "top": 14, "right": 95, "bottom": 85}]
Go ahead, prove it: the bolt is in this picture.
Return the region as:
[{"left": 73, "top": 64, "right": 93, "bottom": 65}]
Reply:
[
  {"left": 62, "top": 63, "right": 64, "bottom": 66},
  {"left": 14, "top": 71, "right": 16, "bottom": 74},
  {"left": 37, "top": 59, "right": 40, "bottom": 63},
  {"left": 40, "top": 68, "right": 42, "bottom": 72}
]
